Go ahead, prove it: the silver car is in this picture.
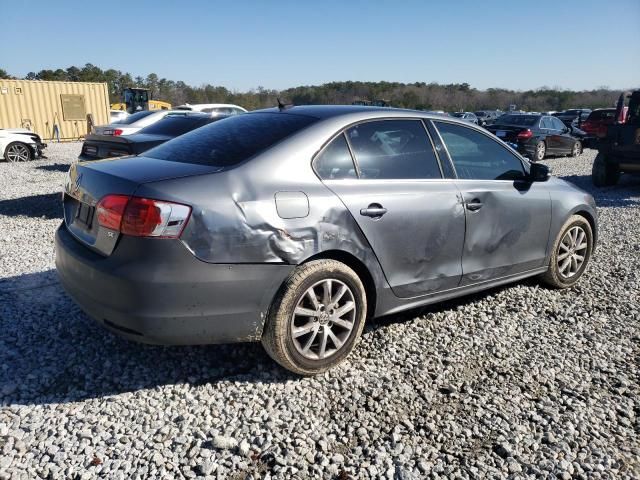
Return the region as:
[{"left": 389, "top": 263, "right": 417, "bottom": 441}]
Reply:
[{"left": 56, "top": 106, "right": 597, "bottom": 375}]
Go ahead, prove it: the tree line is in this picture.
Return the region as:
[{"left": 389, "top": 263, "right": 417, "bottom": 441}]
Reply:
[{"left": 0, "top": 64, "right": 630, "bottom": 112}]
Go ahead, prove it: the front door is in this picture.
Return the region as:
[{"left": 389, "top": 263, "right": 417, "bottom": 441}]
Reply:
[
  {"left": 315, "top": 119, "right": 466, "bottom": 298},
  {"left": 550, "top": 116, "right": 575, "bottom": 154},
  {"left": 433, "top": 120, "right": 552, "bottom": 285}
]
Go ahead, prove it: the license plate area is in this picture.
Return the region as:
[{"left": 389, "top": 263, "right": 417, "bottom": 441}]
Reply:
[{"left": 75, "top": 202, "right": 95, "bottom": 228}]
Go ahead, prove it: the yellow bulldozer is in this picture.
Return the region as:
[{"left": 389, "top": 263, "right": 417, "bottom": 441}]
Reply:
[{"left": 110, "top": 87, "right": 171, "bottom": 113}]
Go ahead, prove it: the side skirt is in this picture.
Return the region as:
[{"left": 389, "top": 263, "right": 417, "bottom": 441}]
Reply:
[{"left": 375, "top": 266, "right": 549, "bottom": 318}]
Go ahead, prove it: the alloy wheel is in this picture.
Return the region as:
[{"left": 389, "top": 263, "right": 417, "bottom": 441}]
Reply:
[
  {"left": 290, "top": 279, "right": 356, "bottom": 360},
  {"left": 557, "top": 226, "right": 588, "bottom": 279},
  {"left": 536, "top": 142, "right": 546, "bottom": 161},
  {"left": 572, "top": 142, "right": 581, "bottom": 156},
  {"left": 6, "top": 144, "right": 31, "bottom": 162}
]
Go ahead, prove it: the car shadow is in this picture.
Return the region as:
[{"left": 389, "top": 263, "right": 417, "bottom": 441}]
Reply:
[
  {"left": 0, "top": 268, "right": 544, "bottom": 407},
  {"left": 35, "top": 163, "right": 70, "bottom": 173},
  {"left": 560, "top": 174, "right": 640, "bottom": 208},
  {"left": 0, "top": 192, "right": 63, "bottom": 219}
]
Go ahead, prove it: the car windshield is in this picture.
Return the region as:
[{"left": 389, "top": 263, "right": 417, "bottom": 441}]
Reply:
[
  {"left": 137, "top": 115, "right": 211, "bottom": 136},
  {"left": 145, "top": 112, "right": 318, "bottom": 167},
  {"left": 474, "top": 112, "right": 487, "bottom": 117},
  {"left": 588, "top": 109, "right": 615, "bottom": 121},
  {"left": 562, "top": 110, "right": 580, "bottom": 115},
  {"left": 495, "top": 115, "right": 539, "bottom": 126},
  {"left": 451, "top": 113, "right": 464, "bottom": 118},
  {"left": 116, "top": 110, "right": 156, "bottom": 125}
]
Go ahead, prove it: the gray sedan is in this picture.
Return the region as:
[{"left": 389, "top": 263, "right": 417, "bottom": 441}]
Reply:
[{"left": 55, "top": 106, "right": 597, "bottom": 374}]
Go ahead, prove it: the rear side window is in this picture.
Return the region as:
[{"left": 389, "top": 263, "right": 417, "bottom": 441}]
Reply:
[
  {"left": 314, "top": 134, "right": 357, "bottom": 180},
  {"left": 551, "top": 117, "right": 566, "bottom": 130},
  {"left": 118, "top": 110, "right": 155, "bottom": 125},
  {"left": 138, "top": 116, "right": 211, "bottom": 136},
  {"left": 434, "top": 121, "right": 525, "bottom": 181},
  {"left": 346, "top": 120, "right": 442, "bottom": 179},
  {"left": 145, "top": 113, "right": 317, "bottom": 167}
]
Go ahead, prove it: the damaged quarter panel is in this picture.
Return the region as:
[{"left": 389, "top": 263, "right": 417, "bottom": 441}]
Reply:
[{"left": 134, "top": 115, "right": 392, "bottom": 299}]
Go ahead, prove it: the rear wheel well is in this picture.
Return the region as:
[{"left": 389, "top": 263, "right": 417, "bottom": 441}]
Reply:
[{"left": 302, "top": 250, "right": 377, "bottom": 319}]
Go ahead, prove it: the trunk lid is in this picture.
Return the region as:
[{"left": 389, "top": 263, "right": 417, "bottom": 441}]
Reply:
[
  {"left": 487, "top": 124, "right": 528, "bottom": 142},
  {"left": 63, "top": 156, "right": 221, "bottom": 256}
]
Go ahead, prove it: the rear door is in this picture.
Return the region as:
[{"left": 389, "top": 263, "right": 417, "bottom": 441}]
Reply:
[
  {"left": 317, "top": 119, "right": 465, "bottom": 298},
  {"left": 432, "top": 120, "right": 552, "bottom": 285}
]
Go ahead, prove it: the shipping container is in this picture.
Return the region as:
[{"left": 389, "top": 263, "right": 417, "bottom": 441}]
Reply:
[{"left": 0, "top": 79, "right": 110, "bottom": 141}]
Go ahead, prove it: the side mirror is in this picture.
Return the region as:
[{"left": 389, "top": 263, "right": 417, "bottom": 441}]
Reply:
[{"left": 529, "top": 162, "right": 550, "bottom": 182}]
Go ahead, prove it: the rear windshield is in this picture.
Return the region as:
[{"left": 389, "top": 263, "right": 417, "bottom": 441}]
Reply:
[
  {"left": 117, "top": 110, "right": 156, "bottom": 125},
  {"left": 495, "top": 114, "right": 539, "bottom": 126},
  {"left": 145, "top": 113, "right": 318, "bottom": 167},
  {"left": 138, "top": 116, "right": 212, "bottom": 136},
  {"left": 588, "top": 109, "right": 615, "bottom": 120},
  {"left": 451, "top": 113, "right": 464, "bottom": 117}
]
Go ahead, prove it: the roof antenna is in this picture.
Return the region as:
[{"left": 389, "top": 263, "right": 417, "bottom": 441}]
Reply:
[{"left": 277, "top": 97, "right": 286, "bottom": 111}]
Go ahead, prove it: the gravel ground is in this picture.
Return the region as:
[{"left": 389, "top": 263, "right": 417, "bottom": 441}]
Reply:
[{"left": 0, "top": 143, "right": 638, "bottom": 479}]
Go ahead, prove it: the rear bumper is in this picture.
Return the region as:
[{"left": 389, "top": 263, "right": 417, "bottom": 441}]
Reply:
[{"left": 55, "top": 223, "right": 293, "bottom": 345}]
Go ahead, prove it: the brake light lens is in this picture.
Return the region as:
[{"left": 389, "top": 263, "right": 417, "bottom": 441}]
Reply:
[
  {"left": 113, "top": 129, "right": 123, "bottom": 136},
  {"left": 517, "top": 129, "right": 533, "bottom": 140},
  {"left": 96, "top": 195, "right": 191, "bottom": 238},
  {"left": 96, "top": 195, "right": 128, "bottom": 230}
]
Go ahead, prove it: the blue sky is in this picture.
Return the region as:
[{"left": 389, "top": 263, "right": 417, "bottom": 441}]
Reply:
[{"left": 1, "top": 0, "right": 639, "bottom": 91}]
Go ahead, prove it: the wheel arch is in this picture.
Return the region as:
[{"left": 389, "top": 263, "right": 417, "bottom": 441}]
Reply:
[
  {"left": 573, "top": 209, "right": 598, "bottom": 246},
  {"left": 301, "top": 249, "right": 377, "bottom": 320}
]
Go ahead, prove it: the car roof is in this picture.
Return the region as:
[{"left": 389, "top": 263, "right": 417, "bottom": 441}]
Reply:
[{"left": 249, "top": 105, "right": 458, "bottom": 120}]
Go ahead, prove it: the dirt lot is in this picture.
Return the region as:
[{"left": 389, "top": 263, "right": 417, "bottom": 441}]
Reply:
[{"left": 1, "top": 143, "right": 638, "bottom": 479}]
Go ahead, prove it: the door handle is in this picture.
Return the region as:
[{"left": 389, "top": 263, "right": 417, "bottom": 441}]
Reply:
[
  {"left": 360, "top": 203, "right": 387, "bottom": 218},
  {"left": 466, "top": 199, "right": 483, "bottom": 211}
]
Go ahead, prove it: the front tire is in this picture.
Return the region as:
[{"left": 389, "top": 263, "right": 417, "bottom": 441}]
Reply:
[
  {"left": 539, "top": 215, "right": 593, "bottom": 289},
  {"left": 262, "top": 260, "right": 367, "bottom": 375},
  {"left": 592, "top": 153, "right": 619, "bottom": 187},
  {"left": 4, "top": 142, "right": 33, "bottom": 162}
]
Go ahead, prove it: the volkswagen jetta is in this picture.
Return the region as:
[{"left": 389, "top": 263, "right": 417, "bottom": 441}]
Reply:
[{"left": 56, "top": 106, "right": 597, "bottom": 374}]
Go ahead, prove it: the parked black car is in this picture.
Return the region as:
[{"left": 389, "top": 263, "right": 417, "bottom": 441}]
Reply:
[
  {"left": 79, "top": 113, "right": 227, "bottom": 161},
  {"left": 487, "top": 114, "right": 582, "bottom": 161},
  {"left": 553, "top": 109, "right": 592, "bottom": 127}
]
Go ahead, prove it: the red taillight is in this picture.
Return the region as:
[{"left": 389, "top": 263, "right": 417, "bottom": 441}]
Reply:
[
  {"left": 517, "top": 129, "right": 533, "bottom": 140},
  {"left": 113, "top": 129, "right": 123, "bottom": 136},
  {"left": 96, "top": 194, "right": 129, "bottom": 230},
  {"left": 96, "top": 195, "right": 191, "bottom": 238}
]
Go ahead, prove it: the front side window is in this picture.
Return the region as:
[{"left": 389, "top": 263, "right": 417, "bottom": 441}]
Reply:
[
  {"left": 345, "top": 120, "right": 442, "bottom": 179},
  {"left": 434, "top": 121, "right": 526, "bottom": 181},
  {"left": 313, "top": 134, "right": 357, "bottom": 180}
]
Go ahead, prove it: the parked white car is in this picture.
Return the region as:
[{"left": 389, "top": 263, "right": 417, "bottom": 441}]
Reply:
[
  {"left": 93, "top": 110, "right": 176, "bottom": 136},
  {"left": 174, "top": 103, "right": 247, "bottom": 116},
  {"left": 0, "top": 128, "right": 46, "bottom": 162},
  {"left": 109, "top": 110, "right": 129, "bottom": 124}
]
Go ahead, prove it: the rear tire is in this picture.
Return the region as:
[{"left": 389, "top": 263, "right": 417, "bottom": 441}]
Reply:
[
  {"left": 535, "top": 141, "right": 546, "bottom": 161},
  {"left": 592, "top": 153, "right": 619, "bottom": 187},
  {"left": 539, "top": 215, "right": 593, "bottom": 289},
  {"left": 262, "top": 260, "right": 367, "bottom": 375},
  {"left": 569, "top": 140, "right": 582, "bottom": 157}
]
